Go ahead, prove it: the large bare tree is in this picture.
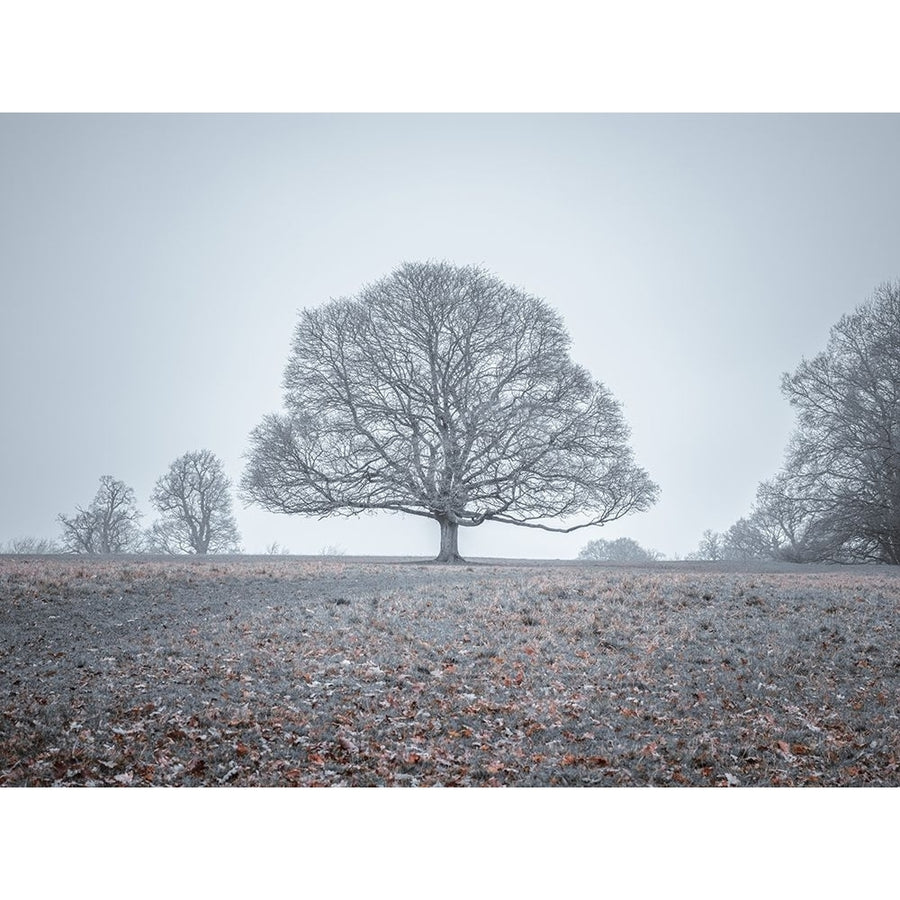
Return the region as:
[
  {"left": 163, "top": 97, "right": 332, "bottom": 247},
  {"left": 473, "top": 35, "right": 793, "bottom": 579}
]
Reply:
[
  {"left": 58, "top": 475, "right": 143, "bottom": 554},
  {"left": 149, "top": 450, "right": 241, "bottom": 555},
  {"left": 243, "top": 262, "right": 658, "bottom": 561}
]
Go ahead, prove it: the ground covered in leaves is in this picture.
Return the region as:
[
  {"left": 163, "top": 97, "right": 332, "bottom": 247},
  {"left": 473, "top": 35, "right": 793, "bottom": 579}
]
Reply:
[{"left": 1, "top": 555, "right": 898, "bottom": 786}]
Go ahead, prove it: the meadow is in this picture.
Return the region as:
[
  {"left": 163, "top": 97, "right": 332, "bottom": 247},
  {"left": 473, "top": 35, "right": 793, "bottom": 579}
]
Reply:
[{"left": 1, "top": 556, "right": 897, "bottom": 786}]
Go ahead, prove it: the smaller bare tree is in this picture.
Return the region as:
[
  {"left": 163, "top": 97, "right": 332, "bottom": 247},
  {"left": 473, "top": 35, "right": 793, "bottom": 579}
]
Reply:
[
  {"left": 2, "top": 536, "right": 62, "bottom": 554},
  {"left": 578, "top": 536, "right": 662, "bottom": 562},
  {"left": 687, "top": 529, "right": 724, "bottom": 561},
  {"left": 724, "top": 471, "right": 845, "bottom": 562},
  {"left": 149, "top": 450, "right": 241, "bottom": 555},
  {"left": 58, "top": 476, "right": 144, "bottom": 553},
  {"left": 264, "top": 541, "right": 291, "bottom": 555}
]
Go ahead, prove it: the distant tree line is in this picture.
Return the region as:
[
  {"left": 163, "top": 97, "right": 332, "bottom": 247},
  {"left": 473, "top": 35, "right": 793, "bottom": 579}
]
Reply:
[
  {"left": 5, "top": 267, "right": 899, "bottom": 565},
  {"left": 50, "top": 450, "right": 241, "bottom": 555},
  {"left": 0, "top": 536, "right": 63, "bottom": 554},
  {"left": 578, "top": 537, "right": 663, "bottom": 563},
  {"left": 683, "top": 281, "right": 900, "bottom": 564}
]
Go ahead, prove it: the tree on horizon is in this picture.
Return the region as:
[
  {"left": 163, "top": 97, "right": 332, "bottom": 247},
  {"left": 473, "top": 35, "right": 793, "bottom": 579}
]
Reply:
[
  {"left": 724, "top": 280, "right": 900, "bottom": 564},
  {"left": 148, "top": 449, "right": 241, "bottom": 555},
  {"left": 58, "top": 475, "right": 143, "bottom": 554},
  {"left": 243, "top": 262, "right": 657, "bottom": 562}
]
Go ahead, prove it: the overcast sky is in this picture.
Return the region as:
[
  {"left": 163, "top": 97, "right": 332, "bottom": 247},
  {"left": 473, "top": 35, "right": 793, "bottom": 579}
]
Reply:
[{"left": 2, "top": 113, "right": 899, "bottom": 559}]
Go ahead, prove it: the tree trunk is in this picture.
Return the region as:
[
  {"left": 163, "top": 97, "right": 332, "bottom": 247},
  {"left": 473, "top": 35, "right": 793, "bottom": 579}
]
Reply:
[{"left": 435, "top": 517, "right": 464, "bottom": 563}]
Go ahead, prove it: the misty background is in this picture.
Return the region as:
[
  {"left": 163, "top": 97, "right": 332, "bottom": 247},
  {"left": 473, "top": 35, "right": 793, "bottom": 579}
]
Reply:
[{"left": 2, "top": 113, "right": 900, "bottom": 559}]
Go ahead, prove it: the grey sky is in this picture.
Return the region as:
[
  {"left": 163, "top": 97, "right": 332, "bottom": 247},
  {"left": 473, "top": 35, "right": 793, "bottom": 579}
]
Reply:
[{"left": 2, "top": 113, "right": 899, "bottom": 559}]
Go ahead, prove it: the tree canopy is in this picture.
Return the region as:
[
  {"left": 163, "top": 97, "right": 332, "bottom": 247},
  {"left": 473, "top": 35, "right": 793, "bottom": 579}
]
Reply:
[
  {"left": 243, "top": 262, "right": 658, "bottom": 561},
  {"left": 149, "top": 450, "right": 241, "bottom": 555},
  {"left": 725, "top": 280, "right": 900, "bottom": 564},
  {"left": 58, "top": 476, "right": 143, "bottom": 554},
  {"left": 578, "top": 536, "right": 661, "bottom": 563}
]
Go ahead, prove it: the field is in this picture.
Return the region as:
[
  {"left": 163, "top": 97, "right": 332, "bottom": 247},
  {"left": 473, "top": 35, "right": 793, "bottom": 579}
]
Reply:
[{"left": 1, "top": 555, "right": 898, "bottom": 786}]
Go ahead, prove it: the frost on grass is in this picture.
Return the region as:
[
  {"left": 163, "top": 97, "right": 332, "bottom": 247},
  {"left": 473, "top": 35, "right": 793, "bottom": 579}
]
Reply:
[{"left": 0, "top": 557, "right": 897, "bottom": 786}]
